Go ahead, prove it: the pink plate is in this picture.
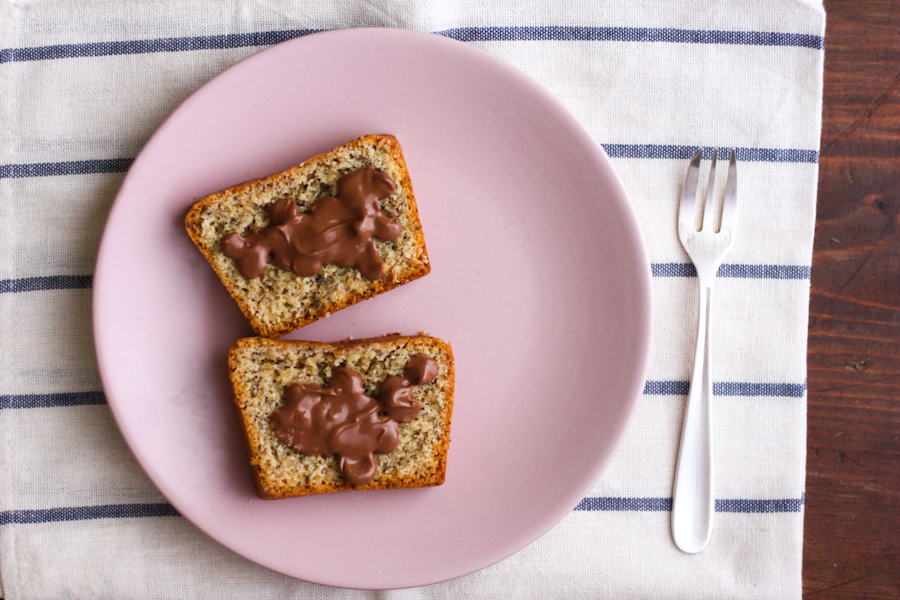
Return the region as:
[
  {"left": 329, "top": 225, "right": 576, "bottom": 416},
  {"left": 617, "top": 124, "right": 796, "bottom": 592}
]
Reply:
[{"left": 93, "top": 28, "right": 652, "bottom": 589}]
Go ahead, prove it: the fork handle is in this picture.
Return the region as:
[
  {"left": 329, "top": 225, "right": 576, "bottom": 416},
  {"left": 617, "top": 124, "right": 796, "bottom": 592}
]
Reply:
[{"left": 671, "top": 284, "right": 715, "bottom": 554}]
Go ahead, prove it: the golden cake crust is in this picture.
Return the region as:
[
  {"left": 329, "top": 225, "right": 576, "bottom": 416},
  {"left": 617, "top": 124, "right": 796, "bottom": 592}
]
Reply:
[
  {"left": 185, "top": 135, "right": 430, "bottom": 338},
  {"left": 228, "top": 335, "right": 455, "bottom": 499}
]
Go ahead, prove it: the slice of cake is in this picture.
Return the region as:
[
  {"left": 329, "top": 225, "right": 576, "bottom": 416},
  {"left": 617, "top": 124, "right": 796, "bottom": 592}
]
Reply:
[
  {"left": 185, "top": 135, "right": 430, "bottom": 338},
  {"left": 228, "top": 335, "right": 455, "bottom": 498}
]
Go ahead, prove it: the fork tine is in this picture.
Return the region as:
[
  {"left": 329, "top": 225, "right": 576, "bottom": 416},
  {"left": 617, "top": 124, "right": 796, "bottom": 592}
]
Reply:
[
  {"left": 700, "top": 148, "right": 718, "bottom": 231},
  {"left": 679, "top": 148, "right": 702, "bottom": 232},
  {"left": 719, "top": 149, "right": 737, "bottom": 233}
]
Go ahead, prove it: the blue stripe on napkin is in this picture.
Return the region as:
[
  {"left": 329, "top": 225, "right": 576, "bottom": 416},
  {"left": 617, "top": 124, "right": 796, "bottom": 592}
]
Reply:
[
  {"left": 0, "top": 263, "right": 809, "bottom": 297},
  {"left": 603, "top": 144, "right": 818, "bottom": 163},
  {"left": 715, "top": 497, "right": 806, "bottom": 513},
  {"left": 1, "top": 379, "right": 807, "bottom": 411},
  {"left": 0, "top": 26, "right": 823, "bottom": 65},
  {"left": 0, "top": 144, "right": 815, "bottom": 181},
  {"left": 0, "top": 495, "right": 804, "bottom": 526},
  {"left": 0, "top": 503, "right": 180, "bottom": 525},
  {"left": 437, "top": 26, "right": 823, "bottom": 49},
  {"left": 644, "top": 381, "right": 807, "bottom": 397},
  {"left": 643, "top": 381, "right": 691, "bottom": 395},
  {"left": 652, "top": 263, "right": 812, "bottom": 279},
  {"left": 0, "top": 158, "right": 133, "bottom": 179},
  {"left": 713, "top": 382, "right": 807, "bottom": 397},
  {"left": 0, "top": 392, "right": 106, "bottom": 410},
  {"left": 0, "top": 275, "right": 93, "bottom": 294},
  {"left": 574, "top": 496, "right": 805, "bottom": 513},
  {"left": 0, "top": 30, "right": 321, "bottom": 63},
  {"left": 576, "top": 497, "right": 673, "bottom": 511}
]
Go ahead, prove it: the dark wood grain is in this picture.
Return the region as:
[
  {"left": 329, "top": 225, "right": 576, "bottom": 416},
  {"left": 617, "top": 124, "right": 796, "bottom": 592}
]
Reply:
[{"left": 805, "top": 1, "right": 900, "bottom": 598}]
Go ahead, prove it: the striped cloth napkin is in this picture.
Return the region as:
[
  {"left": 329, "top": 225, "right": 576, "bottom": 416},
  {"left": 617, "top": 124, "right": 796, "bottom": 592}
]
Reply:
[{"left": 0, "top": 1, "right": 824, "bottom": 598}]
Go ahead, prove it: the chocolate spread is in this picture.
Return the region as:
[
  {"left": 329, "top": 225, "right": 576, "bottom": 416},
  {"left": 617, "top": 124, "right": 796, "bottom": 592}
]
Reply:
[
  {"left": 269, "top": 354, "right": 439, "bottom": 487},
  {"left": 380, "top": 353, "right": 440, "bottom": 422},
  {"left": 221, "top": 168, "right": 401, "bottom": 281}
]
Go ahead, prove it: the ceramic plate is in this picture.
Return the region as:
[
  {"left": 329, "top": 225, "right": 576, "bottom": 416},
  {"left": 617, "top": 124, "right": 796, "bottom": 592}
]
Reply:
[{"left": 93, "top": 28, "right": 652, "bottom": 589}]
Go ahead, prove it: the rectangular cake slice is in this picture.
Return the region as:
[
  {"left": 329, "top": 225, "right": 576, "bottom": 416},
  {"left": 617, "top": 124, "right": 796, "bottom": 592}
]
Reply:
[
  {"left": 186, "top": 135, "right": 430, "bottom": 338},
  {"left": 228, "top": 335, "right": 454, "bottom": 498}
]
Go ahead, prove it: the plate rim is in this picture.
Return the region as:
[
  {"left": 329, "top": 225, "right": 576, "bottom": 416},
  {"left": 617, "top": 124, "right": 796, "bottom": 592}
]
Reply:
[{"left": 92, "top": 26, "right": 653, "bottom": 589}]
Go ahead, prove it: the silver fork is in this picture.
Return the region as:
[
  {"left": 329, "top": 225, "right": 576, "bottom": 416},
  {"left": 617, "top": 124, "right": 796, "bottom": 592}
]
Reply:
[{"left": 671, "top": 148, "right": 737, "bottom": 554}]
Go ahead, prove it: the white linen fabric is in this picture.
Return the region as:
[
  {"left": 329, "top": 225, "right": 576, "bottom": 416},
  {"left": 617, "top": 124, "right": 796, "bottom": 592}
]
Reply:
[{"left": 0, "top": 1, "right": 824, "bottom": 598}]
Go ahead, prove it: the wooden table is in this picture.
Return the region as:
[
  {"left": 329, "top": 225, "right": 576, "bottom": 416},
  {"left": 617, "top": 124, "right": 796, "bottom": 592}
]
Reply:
[{"left": 805, "top": 1, "right": 900, "bottom": 597}]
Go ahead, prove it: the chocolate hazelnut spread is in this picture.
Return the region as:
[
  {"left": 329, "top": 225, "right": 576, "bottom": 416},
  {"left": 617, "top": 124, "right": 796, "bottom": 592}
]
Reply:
[
  {"left": 269, "top": 354, "right": 439, "bottom": 487},
  {"left": 221, "top": 168, "right": 401, "bottom": 281},
  {"left": 380, "top": 353, "right": 440, "bottom": 422}
]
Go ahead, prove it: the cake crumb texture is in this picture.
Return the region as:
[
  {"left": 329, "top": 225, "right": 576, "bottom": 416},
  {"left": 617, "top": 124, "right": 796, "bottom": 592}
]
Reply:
[
  {"left": 228, "top": 335, "right": 455, "bottom": 498},
  {"left": 185, "top": 135, "right": 430, "bottom": 338}
]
